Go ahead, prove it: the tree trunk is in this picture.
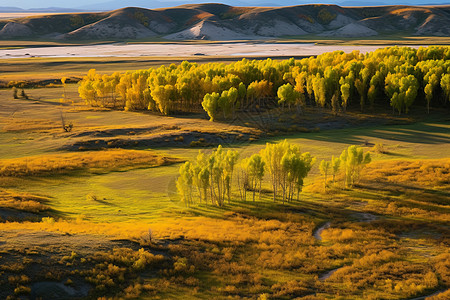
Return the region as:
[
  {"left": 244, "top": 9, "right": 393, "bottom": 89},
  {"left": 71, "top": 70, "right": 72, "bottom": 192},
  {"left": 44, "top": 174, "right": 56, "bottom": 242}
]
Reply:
[
  {"left": 259, "top": 180, "right": 262, "bottom": 201},
  {"left": 272, "top": 175, "right": 277, "bottom": 202},
  {"left": 237, "top": 172, "right": 243, "bottom": 201},
  {"left": 252, "top": 178, "right": 256, "bottom": 202},
  {"left": 210, "top": 174, "right": 214, "bottom": 205}
]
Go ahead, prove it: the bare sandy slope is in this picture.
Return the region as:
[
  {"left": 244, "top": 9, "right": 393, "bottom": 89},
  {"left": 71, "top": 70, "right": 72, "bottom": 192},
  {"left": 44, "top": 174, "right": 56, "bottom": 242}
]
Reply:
[{"left": 0, "top": 43, "right": 422, "bottom": 59}]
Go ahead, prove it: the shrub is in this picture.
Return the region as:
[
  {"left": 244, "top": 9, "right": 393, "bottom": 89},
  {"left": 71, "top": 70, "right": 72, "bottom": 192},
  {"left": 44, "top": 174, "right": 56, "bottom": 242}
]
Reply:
[
  {"left": 14, "top": 285, "right": 31, "bottom": 295},
  {"left": 20, "top": 89, "right": 29, "bottom": 100},
  {"left": 373, "top": 143, "right": 387, "bottom": 154},
  {"left": 86, "top": 193, "right": 98, "bottom": 201},
  {"left": 317, "top": 8, "right": 336, "bottom": 24}
]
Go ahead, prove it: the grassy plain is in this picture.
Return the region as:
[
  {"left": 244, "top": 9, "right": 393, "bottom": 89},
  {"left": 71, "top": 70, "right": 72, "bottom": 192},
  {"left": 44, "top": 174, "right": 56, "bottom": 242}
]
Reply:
[
  {"left": 0, "top": 56, "right": 449, "bottom": 299},
  {"left": 0, "top": 57, "right": 233, "bottom": 83}
]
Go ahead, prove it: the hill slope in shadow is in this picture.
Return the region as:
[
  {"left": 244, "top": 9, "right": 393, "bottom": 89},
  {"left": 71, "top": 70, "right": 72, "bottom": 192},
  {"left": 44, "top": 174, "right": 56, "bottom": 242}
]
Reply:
[{"left": 1, "top": 4, "right": 449, "bottom": 40}]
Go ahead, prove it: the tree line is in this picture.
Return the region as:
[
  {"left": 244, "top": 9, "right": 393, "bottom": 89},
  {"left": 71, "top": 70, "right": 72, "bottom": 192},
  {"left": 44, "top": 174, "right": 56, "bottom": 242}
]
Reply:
[
  {"left": 176, "top": 141, "right": 371, "bottom": 206},
  {"left": 78, "top": 46, "right": 450, "bottom": 118}
]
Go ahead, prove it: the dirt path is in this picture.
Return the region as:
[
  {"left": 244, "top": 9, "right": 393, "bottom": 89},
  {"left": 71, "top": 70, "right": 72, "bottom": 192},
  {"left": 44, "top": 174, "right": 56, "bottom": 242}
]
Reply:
[
  {"left": 314, "top": 212, "right": 379, "bottom": 281},
  {"left": 408, "top": 289, "right": 448, "bottom": 300},
  {"left": 313, "top": 212, "right": 378, "bottom": 241},
  {"left": 319, "top": 268, "right": 341, "bottom": 281},
  {"left": 313, "top": 222, "right": 331, "bottom": 241}
]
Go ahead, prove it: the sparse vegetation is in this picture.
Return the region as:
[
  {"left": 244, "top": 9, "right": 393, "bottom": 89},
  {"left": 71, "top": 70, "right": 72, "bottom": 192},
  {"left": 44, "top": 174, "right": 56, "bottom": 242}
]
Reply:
[{"left": 317, "top": 7, "right": 337, "bottom": 24}]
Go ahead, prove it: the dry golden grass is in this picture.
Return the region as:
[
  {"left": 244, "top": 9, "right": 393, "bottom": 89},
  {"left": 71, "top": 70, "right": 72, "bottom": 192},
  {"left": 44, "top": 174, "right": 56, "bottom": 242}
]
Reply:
[
  {"left": 0, "top": 218, "right": 150, "bottom": 241},
  {"left": 0, "top": 149, "right": 181, "bottom": 177},
  {"left": 390, "top": 8, "right": 433, "bottom": 15},
  {"left": 0, "top": 189, "right": 49, "bottom": 212},
  {"left": 65, "top": 105, "right": 111, "bottom": 113},
  {"left": 1, "top": 118, "right": 61, "bottom": 133},
  {"left": 0, "top": 206, "right": 447, "bottom": 299},
  {"left": 186, "top": 12, "right": 214, "bottom": 25},
  {"left": 305, "top": 158, "right": 450, "bottom": 193},
  {"left": 363, "top": 158, "right": 450, "bottom": 188},
  {"left": 0, "top": 212, "right": 314, "bottom": 245}
]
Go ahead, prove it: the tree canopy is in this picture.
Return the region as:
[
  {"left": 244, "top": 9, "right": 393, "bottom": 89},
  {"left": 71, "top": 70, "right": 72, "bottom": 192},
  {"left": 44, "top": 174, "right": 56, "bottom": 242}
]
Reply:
[{"left": 79, "top": 46, "right": 450, "bottom": 118}]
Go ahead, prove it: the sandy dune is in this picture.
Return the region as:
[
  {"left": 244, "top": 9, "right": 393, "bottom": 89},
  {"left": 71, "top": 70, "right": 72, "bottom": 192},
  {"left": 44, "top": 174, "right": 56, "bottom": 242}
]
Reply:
[{"left": 0, "top": 43, "right": 420, "bottom": 59}]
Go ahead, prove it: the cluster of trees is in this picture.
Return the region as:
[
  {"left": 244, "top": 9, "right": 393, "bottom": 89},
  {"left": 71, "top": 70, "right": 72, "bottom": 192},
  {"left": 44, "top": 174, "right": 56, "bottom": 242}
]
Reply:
[
  {"left": 176, "top": 142, "right": 373, "bottom": 206},
  {"left": 177, "top": 140, "right": 315, "bottom": 206},
  {"left": 78, "top": 46, "right": 450, "bottom": 119},
  {"left": 176, "top": 145, "right": 239, "bottom": 207},
  {"left": 319, "top": 145, "right": 371, "bottom": 189}
]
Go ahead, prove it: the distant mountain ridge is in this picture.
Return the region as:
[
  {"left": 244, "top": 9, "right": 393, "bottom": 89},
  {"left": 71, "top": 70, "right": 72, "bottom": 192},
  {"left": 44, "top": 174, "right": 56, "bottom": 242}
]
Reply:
[
  {"left": 75, "top": 0, "right": 450, "bottom": 11},
  {"left": 0, "top": 7, "right": 85, "bottom": 13},
  {"left": 1, "top": 3, "right": 450, "bottom": 40},
  {"left": 74, "top": 1, "right": 450, "bottom": 11},
  {"left": 4, "top": 1, "right": 450, "bottom": 11}
]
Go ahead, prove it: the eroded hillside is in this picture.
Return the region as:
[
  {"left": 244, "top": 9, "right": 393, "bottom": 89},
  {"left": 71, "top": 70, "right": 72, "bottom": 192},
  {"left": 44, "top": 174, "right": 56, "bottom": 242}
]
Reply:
[{"left": 1, "top": 4, "right": 450, "bottom": 40}]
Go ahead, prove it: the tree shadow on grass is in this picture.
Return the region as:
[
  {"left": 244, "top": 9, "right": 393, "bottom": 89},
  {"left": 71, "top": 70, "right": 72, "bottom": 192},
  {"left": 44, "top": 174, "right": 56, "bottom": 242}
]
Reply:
[
  {"left": 360, "top": 181, "right": 450, "bottom": 208},
  {"left": 282, "top": 122, "right": 450, "bottom": 145},
  {"left": 27, "top": 98, "right": 72, "bottom": 107},
  {"left": 186, "top": 193, "right": 345, "bottom": 223}
]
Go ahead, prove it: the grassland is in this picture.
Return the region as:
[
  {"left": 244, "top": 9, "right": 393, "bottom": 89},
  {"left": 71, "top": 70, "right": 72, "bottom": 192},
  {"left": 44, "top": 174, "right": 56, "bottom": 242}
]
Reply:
[
  {"left": 0, "top": 56, "right": 449, "bottom": 299},
  {"left": 0, "top": 56, "right": 232, "bottom": 84}
]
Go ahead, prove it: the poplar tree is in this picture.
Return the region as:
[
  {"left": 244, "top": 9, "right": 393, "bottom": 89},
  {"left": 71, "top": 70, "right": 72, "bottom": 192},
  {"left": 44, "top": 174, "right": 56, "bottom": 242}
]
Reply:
[
  {"left": 331, "top": 155, "right": 340, "bottom": 184},
  {"left": 224, "top": 149, "right": 239, "bottom": 203},
  {"left": 340, "top": 145, "right": 371, "bottom": 187},
  {"left": 277, "top": 83, "right": 300, "bottom": 111},
  {"left": 441, "top": 74, "right": 450, "bottom": 104},
  {"left": 319, "top": 160, "right": 331, "bottom": 189},
  {"left": 202, "top": 92, "right": 220, "bottom": 121},
  {"left": 247, "top": 154, "right": 265, "bottom": 202},
  {"left": 177, "top": 162, "right": 194, "bottom": 206},
  {"left": 261, "top": 140, "right": 288, "bottom": 202}
]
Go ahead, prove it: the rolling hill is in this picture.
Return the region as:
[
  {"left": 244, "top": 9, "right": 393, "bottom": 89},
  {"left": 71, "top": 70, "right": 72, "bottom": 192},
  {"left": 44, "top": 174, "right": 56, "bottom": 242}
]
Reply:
[{"left": 0, "top": 3, "right": 450, "bottom": 40}]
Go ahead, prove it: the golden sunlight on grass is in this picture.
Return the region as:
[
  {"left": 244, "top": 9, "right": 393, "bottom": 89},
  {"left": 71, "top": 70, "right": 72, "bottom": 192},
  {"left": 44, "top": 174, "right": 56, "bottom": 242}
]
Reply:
[
  {"left": 363, "top": 158, "right": 450, "bottom": 188},
  {"left": 0, "top": 149, "right": 181, "bottom": 177},
  {"left": 0, "top": 189, "right": 50, "bottom": 213}
]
